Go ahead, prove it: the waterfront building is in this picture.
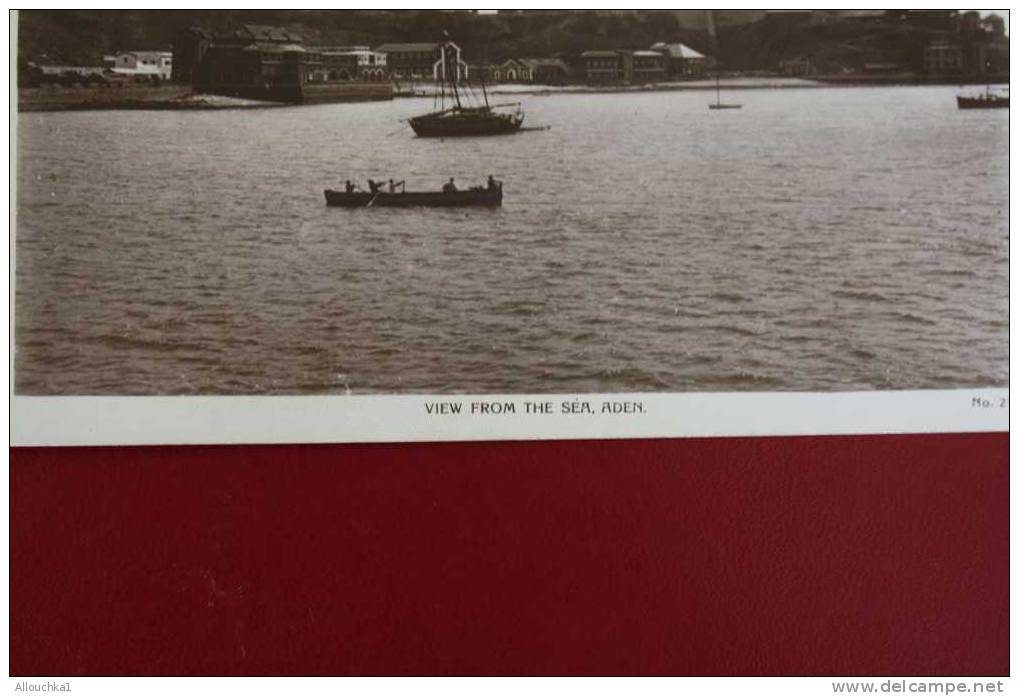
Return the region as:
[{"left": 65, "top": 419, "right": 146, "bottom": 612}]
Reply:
[
  {"left": 178, "top": 24, "right": 316, "bottom": 101},
  {"left": 581, "top": 49, "right": 667, "bottom": 84},
  {"left": 306, "top": 50, "right": 359, "bottom": 83},
  {"left": 171, "top": 24, "right": 394, "bottom": 102},
  {"left": 492, "top": 59, "right": 531, "bottom": 82},
  {"left": 631, "top": 50, "right": 666, "bottom": 83},
  {"left": 374, "top": 42, "right": 467, "bottom": 81},
  {"left": 171, "top": 26, "right": 214, "bottom": 83},
  {"left": 308, "top": 46, "right": 387, "bottom": 81},
  {"left": 472, "top": 58, "right": 569, "bottom": 84},
  {"left": 650, "top": 42, "right": 710, "bottom": 78},
  {"left": 581, "top": 50, "right": 623, "bottom": 83},
  {"left": 924, "top": 41, "right": 965, "bottom": 74},
  {"left": 307, "top": 46, "right": 387, "bottom": 81},
  {"left": 109, "top": 51, "right": 173, "bottom": 80}
]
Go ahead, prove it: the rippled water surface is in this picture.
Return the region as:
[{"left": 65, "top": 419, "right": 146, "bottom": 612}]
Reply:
[{"left": 15, "top": 87, "right": 1009, "bottom": 394}]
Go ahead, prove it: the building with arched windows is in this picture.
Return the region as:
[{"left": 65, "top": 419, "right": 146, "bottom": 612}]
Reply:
[
  {"left": 374, "top": 42, "right": 468, "bottom": 82},
  {"left": 307, "top": 46, "right": 388, "bottom": 82},
  {"left": 173, "top": 25, "right": 392, "bottom": 102}
]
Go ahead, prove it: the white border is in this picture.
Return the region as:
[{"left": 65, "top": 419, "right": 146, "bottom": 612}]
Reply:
[
  {"left": 11, "top": 389, "right": 1009, "bottom": 446},
  {"left": 9, "top": 6, "right": 1011, "bottom": 449}
]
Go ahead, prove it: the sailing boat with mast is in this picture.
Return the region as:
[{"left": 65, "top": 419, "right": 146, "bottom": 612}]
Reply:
[
  {"left": 408, "top": 42, "right": 525, "bottom": 137},
  {"left": 708, "top": 72, "right": 741, "bottom": 110}
]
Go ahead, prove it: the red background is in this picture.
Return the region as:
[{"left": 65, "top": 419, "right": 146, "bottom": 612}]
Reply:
[{"left": 10, "top": 433, "right": 1008, "bottom": 676}]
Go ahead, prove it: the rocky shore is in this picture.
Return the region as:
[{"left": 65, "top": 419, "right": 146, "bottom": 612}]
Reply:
[
  {"left": 19, "top": 82, "right": 393, "bottom": 112},
  {"left": 18, "top": 85, "right": 284, "bottom": 112}
]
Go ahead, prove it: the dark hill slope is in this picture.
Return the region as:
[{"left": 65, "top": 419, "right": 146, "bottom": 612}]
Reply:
[
  {"left": 17, "top": 9, "right": 985, "bottom": 75},
  {"left": 717, "top": 15, "right": 960, "bottom": 72},
  {"left": 15, "top": 10, "right": 711, "bottom": 66}
]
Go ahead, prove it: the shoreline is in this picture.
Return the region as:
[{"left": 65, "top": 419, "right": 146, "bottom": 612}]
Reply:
[
  {"left": 402, "top": 76, "right": 1009, "bottom": 99},
  {"left": 19, "top": 96, "right": 287, "bottom": 113},
  {"left": 20, "top": 74, "right": 1009, "bottom": 112},
  {"left": 18, "top": 86, "right": 284, "bottom": 113},
  {"left": 480, "top": 75, "right": 1010, "bottom": 97},
  {"left": 18, "top": 83, "right": 392, "bottom": 113}
]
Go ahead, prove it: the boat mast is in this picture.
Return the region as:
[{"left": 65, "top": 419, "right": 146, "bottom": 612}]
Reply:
[
  {"left": 446, "top": 41, "right": 463, "bottom": 110},
  {"left": 438, "top": 44, "right": 446, "bottom": 112},
  {"left": 433, "top": 69, "right": 440, "bottom": 112}
]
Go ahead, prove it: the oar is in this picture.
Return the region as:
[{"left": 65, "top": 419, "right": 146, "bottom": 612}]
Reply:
[{"left": 365, "top": 192, "right": 380, "bottom": 208}]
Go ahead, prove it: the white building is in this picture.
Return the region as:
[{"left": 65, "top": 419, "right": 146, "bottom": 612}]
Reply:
[
  {"left": 374, "top": 42, "right": 468, "bottom": 82},
  {"left": 308, "top": 45, "right": 388, "bottom": 81},
  {"left": 109, "top": 51, "right": 173, "bottom": 80}
]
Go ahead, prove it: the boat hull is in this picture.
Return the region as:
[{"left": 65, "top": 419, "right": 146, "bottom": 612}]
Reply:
[
  {"left": 957, "top": 96, "right": 1009, "bottom": 109},
  {"left": 409, "top": 112, "right": 524, "bottom": 137},
  {"left": 324, "top": 189, "right": 503, "bottom": 208}
]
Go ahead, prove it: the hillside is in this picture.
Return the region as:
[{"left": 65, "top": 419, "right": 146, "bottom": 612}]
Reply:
[
  {"left": 14, "top": 10, "right": 713, "bottom": 66},
  {"left": 718, "top": 14, "right": 962, "bottom": 72},
  {"left": 15, "top": 9, "right": 1006, "bottom": 75}
]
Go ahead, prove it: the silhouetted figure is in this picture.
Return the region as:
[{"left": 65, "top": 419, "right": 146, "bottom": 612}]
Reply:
[
  {"left": 487, "top": 175, "right": 498, "bottom": 191},
  {"left": 442, "top": 177, "right": 458, "bottom": 193},
  {"left": 345, "top": 180, "right": 355, "bottom": 194},
  {"left": 389, "top": 179, "right": 405, "bottom": 193},
  {"left": 368, "top": 179, "right": 382, "bottom": 194}
]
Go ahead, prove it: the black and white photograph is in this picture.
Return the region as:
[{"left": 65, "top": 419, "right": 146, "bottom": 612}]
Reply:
[{"left": 13, "top": 9, "right": 1009, "bottom": 400}]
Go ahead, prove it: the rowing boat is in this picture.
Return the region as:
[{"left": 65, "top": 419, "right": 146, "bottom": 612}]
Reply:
[{"left": 324, "top": 187, "right": 502, "bottom": 208}]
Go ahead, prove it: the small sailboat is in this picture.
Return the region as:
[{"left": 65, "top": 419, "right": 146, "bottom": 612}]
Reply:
[
  {"left": 708, "top": 73, "right": 741, "bottom": 110},
  {"left": 408, "top": 42, "right": 524, "bottom": 137}
]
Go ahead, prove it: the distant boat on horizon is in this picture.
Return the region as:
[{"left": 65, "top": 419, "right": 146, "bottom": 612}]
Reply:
[{"left": 957, "top": 84, "right": 1008, "bottom": 109}]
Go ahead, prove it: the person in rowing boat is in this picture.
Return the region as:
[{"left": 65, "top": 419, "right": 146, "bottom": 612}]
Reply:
[
  {"left": 367, "top": 179, "right": 382, "bottom": 195},
  {"left": 487, "top": 175, "right": 500, "bottom": 191},
  {"left": 388, "top": 179, "right": 405, "bottom": 193},
  {"left": 345, "top": 180, "right": 355, "bottom": 194},
  {"left": 442, "top": 177, "right": 458, "bottom": 194}
]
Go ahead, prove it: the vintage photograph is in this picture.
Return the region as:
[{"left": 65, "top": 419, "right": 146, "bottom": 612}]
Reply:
[{"left": 13, "top": 9, "right": 1009, "bottom": 396}]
